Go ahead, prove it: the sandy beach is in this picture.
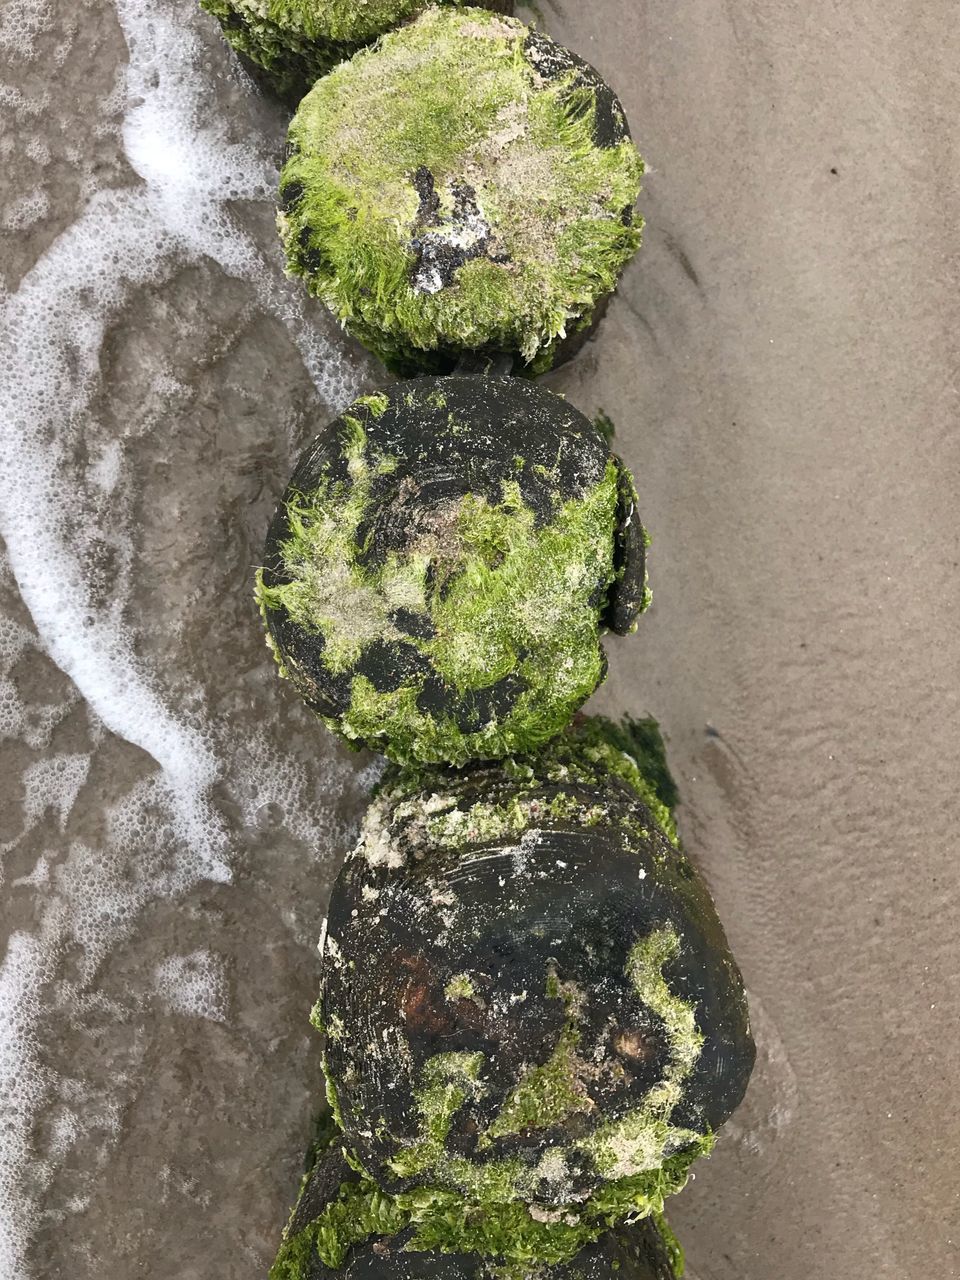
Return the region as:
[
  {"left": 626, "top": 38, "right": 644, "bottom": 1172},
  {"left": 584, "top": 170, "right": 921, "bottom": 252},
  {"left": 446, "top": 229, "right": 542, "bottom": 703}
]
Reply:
[{"left": 0, "top": 0, "right": 958, "bottom": 1276}]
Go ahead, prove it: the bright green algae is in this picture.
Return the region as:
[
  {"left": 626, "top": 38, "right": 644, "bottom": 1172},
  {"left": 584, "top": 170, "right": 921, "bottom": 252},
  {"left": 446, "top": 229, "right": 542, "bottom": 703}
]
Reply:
[
  {"left": 267, "top": 0, "right": 446, "bottom": 43},
  {"left": 269, "top": 1086, "right": 691, "bottom": 1276},
  {"left": 199, "top": 0, "right": 502, "bottom": 103},
  {"left": 382, "top": 714, "right": 680, "bottom": 849},
  {"left": 270, "top": 1148, "right": 702, "bottom": 1275},
  {"left": 278, "top": 7, "right": 644, "bottom": 373},
  {"left": 255, "top": 386, "right": 635, "bottom": 765}
]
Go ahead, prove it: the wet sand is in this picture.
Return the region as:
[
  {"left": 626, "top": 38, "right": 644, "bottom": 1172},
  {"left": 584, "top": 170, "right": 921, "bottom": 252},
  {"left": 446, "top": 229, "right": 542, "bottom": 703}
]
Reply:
[{"left": 1, "top": 1, "right": 958, "bottom": 1277}]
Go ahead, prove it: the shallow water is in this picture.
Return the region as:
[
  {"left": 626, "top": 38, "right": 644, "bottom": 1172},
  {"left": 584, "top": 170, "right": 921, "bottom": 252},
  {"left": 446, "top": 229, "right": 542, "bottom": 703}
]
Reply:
[{"left": 1, "top": 0, "right": 959, "bottom": 1277}]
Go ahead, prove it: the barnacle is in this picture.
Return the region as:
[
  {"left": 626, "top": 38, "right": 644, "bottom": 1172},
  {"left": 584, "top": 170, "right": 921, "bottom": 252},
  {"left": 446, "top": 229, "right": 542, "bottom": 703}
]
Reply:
[
  {"left": 278, "top": 8, "right": 644, "bottom": 374},
  {"left": 256, "top": 378, "right": 648, "bottom": 764}
]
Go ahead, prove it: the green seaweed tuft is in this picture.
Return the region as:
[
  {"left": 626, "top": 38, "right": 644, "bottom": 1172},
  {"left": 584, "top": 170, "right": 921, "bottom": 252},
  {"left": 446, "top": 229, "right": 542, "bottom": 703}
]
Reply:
[
  {"left": 653, "top": 1212, "right": 685, "bottom": 1277},
  {"left": 593, "top": 715, "right": 680, "bottom": 820},
  {"left": 579, "top": 930, "right": 705, "bottom": 1180},
  {"left": 278, "top": 8, "right": 643, "bottom": 372},
  {"left": 270, "top": 1144, "right": 704, "bottom": 1274},
  {"left": 201, "top": 0, "right": 504, "bottom": 103},
  {"left": 256, "top": 428, "right": 622, "bottom": 764},
  {"left": 444, "top": 973, "right": 477, "bottom": 1001},
  {"left": 389, "top": 1052, "right": 486, "bottom": 1178},
  {"left": 485, "top": 1024, "right": 591, "bottom": 1141}
]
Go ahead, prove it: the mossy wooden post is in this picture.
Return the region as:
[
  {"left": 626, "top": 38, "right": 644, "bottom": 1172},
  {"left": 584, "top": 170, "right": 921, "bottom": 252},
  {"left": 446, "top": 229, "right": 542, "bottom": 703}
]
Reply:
[
  {"left": 256, "top": 378, "right": 649, "bottom": 764},
  {"left": 278, "top": 8, "right": 644, "bottom": 373},
  {"left": 268, "top": 719, "right": 751, "bottom": 1276}
]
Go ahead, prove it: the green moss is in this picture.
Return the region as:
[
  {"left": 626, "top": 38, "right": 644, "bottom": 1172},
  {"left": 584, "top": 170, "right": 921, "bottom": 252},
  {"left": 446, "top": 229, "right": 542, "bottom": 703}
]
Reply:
[
  {"left": 481, "top": 967, "right": 592, "bottom": 1144},
  {"left": 378, "top": 715, "right": 680, "bottom": 859},
  {"left": 201, "top": 0, "right": 497, "bottom": 103},
  {"left": 653, "top": 1213, "right": 685, "bottom": 1277},
  {"left": 560, "top": 719, "right": 679, "bottom": 847},
  {"left": 256, "top": 566, "right": 292, "bottom": 682},
  {"left": 355, "top": 391, "right": 391, "bottom": 417},
  {"left": 257, "top": 422, "right": 621, "bottom": 764},
  {"left": 419, "top": 789, "right": 594, "bottom": 852},
  {"left": 276, "top": 0, "right": 421, "bottom": 44},
  {"left": 322, "top": 1053, "right": 348, "bottom": 1134},
  {"left": 437, "top": 722, "right": 673, "bottom": 841},
  {"left": 339, "top": 463, "right": 617, "bottom": 762},
  {"left": 627, "top": 932, "right": 700, "bottom": 1070},
  {"left": 592, "top": 717, "right": 679, "bottom": 820},
  {"left": 389, "top": 1052, "right": 486, "bottom": 1178},
  {"left": 270, "top": 1176, "right": 409, "bottom": 1278},
  {"left": 432, "top": 476, "right": 612, "bottom": 688},
  {"left": 279, "top": 7, "right": 643, "bottom": 373},
  {"left": 255, "top": 404, "right": 402, "bottom": 676},
  {"left": 579, "top": 931, "right": 705, "bottom": 1180},
  {"left": 485, "top": 1025, "right": 590, "bottom": 1140},
  {"left": 309, "top": 994, "right": 324, "bottom": 1034},
  {"left": 611, "top": 461, "right": 653, "bottom": 624},
  {"left": 272, "top": 1145, "right": 702, "bottom": 1273},
  {"left": 444, "top": 973, "right": 476, "bottom": 1001}
]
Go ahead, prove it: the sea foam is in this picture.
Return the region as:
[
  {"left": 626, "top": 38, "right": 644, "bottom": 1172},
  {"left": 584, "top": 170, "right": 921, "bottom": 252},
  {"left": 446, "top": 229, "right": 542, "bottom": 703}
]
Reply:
[{"left": 0, "top": 0, "right": 366, "bottom": 1272}]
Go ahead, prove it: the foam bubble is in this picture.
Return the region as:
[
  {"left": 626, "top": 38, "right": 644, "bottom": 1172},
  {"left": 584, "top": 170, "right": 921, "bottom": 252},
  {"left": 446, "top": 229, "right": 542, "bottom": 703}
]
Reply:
[
  {"left": 153, "top": 950, "right": 229, "bottom": 1023},
  {"left": 1, "top": 189, "right": 50, "bottom": 232},
  {"left": 0, "top": 0, "right": 52, "bottom": 61},
  {"left": 0, "top": 600, "right": 80, "bottom": 753},
  {"left": 0, "top": 934, "right": 53, "bottom": 1277},
  {"left": 0, "top": 0, "right": 369, "bottom": 1269},
  {"left": 20, "top": 753, "right": 90, "bottom": 830},
  {"left": 86, "top": 440, "right": 122, "bottom": 495}
]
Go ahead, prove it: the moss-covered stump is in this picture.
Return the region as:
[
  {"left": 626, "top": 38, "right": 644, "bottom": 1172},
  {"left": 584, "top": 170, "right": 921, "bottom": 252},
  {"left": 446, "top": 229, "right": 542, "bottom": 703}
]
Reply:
[
  {"left": 311, "top": 1224, "right": 681, "bottom": 1280},
  {"left": 278, "top": 8, "right": 644, "bottom": 374},
  {"left": 200, "top": 0, "right": 515, "bottom": 105},
  {"left": 313, "top": 717, "right": 755, "bottom": 1229},
  {"left": 256, "top": 378, "right": 649, "bottom": 765},
  {"left": 271, "top": 1135, "right": 683, "bottom": 1278}
]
